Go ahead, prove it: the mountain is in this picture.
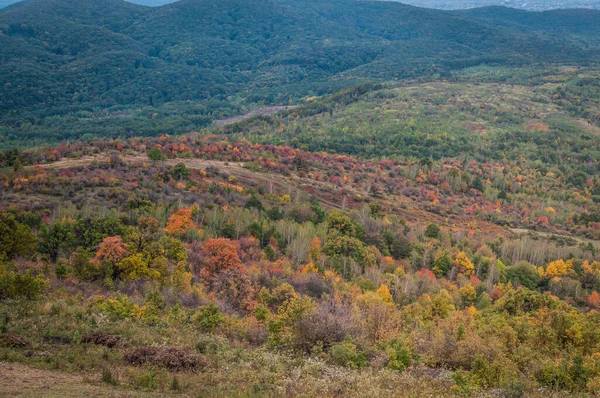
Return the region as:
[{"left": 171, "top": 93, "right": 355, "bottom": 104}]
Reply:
[
  {"left": 0, "top": 0, "right": 18, "bottom": 7},
  {"left": 1, "top": 0, "right": 600, "bottom": 146},
  {"left": 129, "top": 0, "right": 176, "bottom": 4},
  {"left": 4, "top": 3, "right": 600, "bottom": 395},
  {"left": 0, "top": 0, "right": 178, "bottom": 7},
  {"left": 400, "top": 0, "right": 600, "bottom": 11},
  {"left": 5, "top": 0, "right": 600, "bottom": 11},
  {"left": 459, "top": 6, "right": 600, "bottom": 37}
]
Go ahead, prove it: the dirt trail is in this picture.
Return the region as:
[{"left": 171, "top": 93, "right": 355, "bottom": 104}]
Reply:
[
  {"left": 39, "top": 156, "right": 105, "bottom": 169},
  {"left": 0, "top": 362, "right": 161, "bottom": 397},
  {"left": 511, "top": 228, "right": 600, "bottom": 245},
  {"left": 212, "top": 105, "right": 297, "bottom": 127}
]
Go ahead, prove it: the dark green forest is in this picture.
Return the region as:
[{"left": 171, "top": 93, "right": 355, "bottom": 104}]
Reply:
[{"left": 2, "top": 0, "right": 600, "bottom": 146}]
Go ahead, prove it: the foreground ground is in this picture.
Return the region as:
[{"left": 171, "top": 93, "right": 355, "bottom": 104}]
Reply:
[{"left": 0, "top": 362, "right": 163, "bottom": 397}]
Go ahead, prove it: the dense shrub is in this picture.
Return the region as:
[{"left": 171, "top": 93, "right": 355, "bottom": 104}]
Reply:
[
  {"left": 293, "top": 305, "right": 350, "bottom": 353},
  {"left": 193, "top": 303, "right": 224, "bottom": 332},
  {"left": 0, "top": 265, "right": 48, "bottom": 300},
  {"left": 0, "top": 334, "right": 30, "bottom": 348},
  {"left": 330, "top": 341, "right": 367, "bottom": 369},
  {"left": 82, "top": 332, "right": 126, "bottom": 348}
]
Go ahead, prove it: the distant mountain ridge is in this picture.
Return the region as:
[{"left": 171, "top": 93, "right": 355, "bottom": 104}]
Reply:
[
  {"left": 0, "top": 0, "right": 178, "bottom": 7},
  {"left": 1, "top": 0, "right": 600, "bottom": 145},
  {"left": 3, "top": 0, "right": 600, "bottom": 11},
  {"left": 401, "top": 0, "right": 600, "bottom": 11}
]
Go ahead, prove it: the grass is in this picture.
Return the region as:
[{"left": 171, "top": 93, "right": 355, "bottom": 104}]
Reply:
[
  {"left": 0, "top": 295, "right": 455, "bottom": 397},
  {"left": 0, "top": 294, "right": 589, "bottom": 397},
  {"left": 233, "top": 67, "right": 600, "bottom": 168},
  {"left": 0, "top": 361, "right": 163, "bottom": 397}
]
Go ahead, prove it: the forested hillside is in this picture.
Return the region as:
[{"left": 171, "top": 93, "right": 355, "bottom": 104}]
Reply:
[
  {"left": 2, "top": 127, "right": 600, "bottom": 395},
  {"left": 233, "top": 67, "right": 600, "bottom": 164},
  {"left": 1, "top": 0, "right": 600, "bottom": 146},
  {"left": 403, "top": 0, "right": 600, "bottom": 11},
  {"left": 2, "top": 69, "right": 600, "bottom": 397},
  {"left": 4, "top": 0, "right": 600, "bottom": 396}
]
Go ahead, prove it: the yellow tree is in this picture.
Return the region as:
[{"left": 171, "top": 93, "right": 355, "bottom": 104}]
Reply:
[
  {"left": 455, "top": 251, "right": 474, "bottom": 276},
  {"left": 356, "top": 290, "right": 394, "bottom": 341},
  {"left": 171, "top": 262, "right": 193, "bottom": 294},
  {"left": 459, "top": 284, "right": 477, "bottom": 307},
  {"left": 545, "top": 259, "right": 573, "bottom": 278},
  {"left": 376, "top": 284, "right": 393, "bottom": 306},
  {"left": 300, "top": 262, "right": 319, "bottom": 274},
  {"left": 117, "top": 253, "right": 160, "bottom": 280},
  {"left": 431, "top": 289, "right": 456, "bottom": 318}
]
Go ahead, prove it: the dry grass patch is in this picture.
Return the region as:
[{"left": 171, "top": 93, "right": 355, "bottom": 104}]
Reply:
[
  {"left": 0, "top": 334, "right": 30, "bottom": 348},
  {"left": 82, "top": 332, "right": 126, "bottom": 348},
  {"left": 124, "top": 346, "right": 206, "bottom": 371}
]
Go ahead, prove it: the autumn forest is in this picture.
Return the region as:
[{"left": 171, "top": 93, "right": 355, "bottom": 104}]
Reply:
[{"left": 3, "top": 0, "right": 600, "bottom": 397}]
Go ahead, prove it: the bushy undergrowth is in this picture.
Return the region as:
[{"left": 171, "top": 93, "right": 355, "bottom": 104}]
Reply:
[{"left": 0, "top": 264, "right": 47, "bottom": 300}]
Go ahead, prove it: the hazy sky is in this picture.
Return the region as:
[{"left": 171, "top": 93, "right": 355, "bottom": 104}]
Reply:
[
  {"left": 1, "top": 0, "right": 598, "bottom": 10},
  {"left": 0, "top": 0, "right": 178, "bottom": 8}
]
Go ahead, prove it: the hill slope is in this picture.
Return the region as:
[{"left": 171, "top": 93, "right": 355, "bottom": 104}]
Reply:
[
  {"left": 1, "top": 0, "right": 600, "bottom": 146},
  {"left": 2, "top": 115, "right": 600, "bottom": 395}
]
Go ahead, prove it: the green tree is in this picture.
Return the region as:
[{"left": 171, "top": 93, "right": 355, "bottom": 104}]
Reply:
[
  {"left": 128, "top": 216, "right": 160, "bottom": 253},
  {"left": 476, "top": 292, "right": 492, "bottom": 310},
  {"left": 245, "top": 195, "right": 265, "bottom": 212},
  {"left": 324, "top": 235, "right": 365, "bottom": 261},
  {"left": 71, "top": 248, "right": 97, "bottom": 280},
  {"left": 471, "top": 176, "right": 484, "bottom": 192},
  {"left": 117, "top": 253, "right": 159, "bottom": 281},
  {"left": 0, "top": 264, "right": 48, "bottom": 300},
  {"left": 506, "top": 261, "right": 540, "bottom": 290},
  {"left": 425, "top": 223, "right": 441, "bottom": 239},
  {"left": 0, "top": 213, "right": 36, "bottom": 260},
  {"left": 330, "top": 341, "right": 367, "bottom": 369},
  {"left": 433, "top": 249, "right": 452, "bottom": 277},
  {"left": 193, "top": 302, "right": 225, "bottom": 332},
  {"left": 310, "top": 201, "right": 326, "bottom": 224},
  {"left": 171, "top": 163, "right": 190, "bottom": 181},
  {"left": 12, "top": 158, "right": 23, "bottom": 173},
  {"left": 74, "top": 217, "right": 124, "bottom": 250},
  {"left": 326, "top": 211, "right": 357, "bottom": 237},
  {"left": 147, "top": 147, "right": 163, "bottom": 162},
  {"left": 386, "top": 339, "right": 412, "bottom": 372},
  {"left": 38, "top": 221, "right": 75, "bottom": 263}
]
